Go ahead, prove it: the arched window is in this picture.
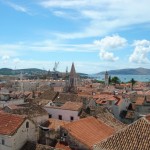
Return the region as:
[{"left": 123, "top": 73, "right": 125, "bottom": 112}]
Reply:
[{"left": 26, "top": 121, "right": 29, "bottom": 128}]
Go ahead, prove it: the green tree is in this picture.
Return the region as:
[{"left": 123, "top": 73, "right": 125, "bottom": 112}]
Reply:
[
  {"left": 130, "top": 78, "right": 136, "bottom": 90},
  {"left": 109, "top": 76, "right": 111, "bottom": 84},
  {"left": 111, "top": 76, "right": 121, "bottom": 84}
]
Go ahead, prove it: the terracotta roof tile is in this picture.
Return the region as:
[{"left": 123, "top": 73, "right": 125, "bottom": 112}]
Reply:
[
  {"left": 62, "top": 117, "right": 114, "bottom": 148},
  {"left": 0, "top": 112, "right": 25, "bottom": 135},
  {"left": 60, "top": 101, "right": 83, "bottom": 111},
  {"left": 54, "top": 93, "right": 82, "bottom": 104},
  {"left": 3, "top": 103, "right": 48, "bottom": 118},
  {"left": 42, "top": 118, "right": 68, "bottom": 130},
  {"left": 94, "top": 116, "right": 150, "bottom": 150},
  {"left": 55, "top": 142, "right": 71, "bottom": 150},
  {"left": 135, "top": 97, "right": 145, "bottom": 105},
  {"left": 40, "top": 90, "right": 57, "bottom": 100},
  {"left": 97, "top": 112, "right": 126, "bottom": 131}
]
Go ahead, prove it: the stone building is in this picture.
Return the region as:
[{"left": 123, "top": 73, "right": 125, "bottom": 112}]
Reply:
[{"left": 0, "top": 112, "right": 37, "bottom": 150}]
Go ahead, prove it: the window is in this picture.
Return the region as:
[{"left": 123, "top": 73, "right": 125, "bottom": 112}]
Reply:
[
  {"left": 70, "top": 116, "right": 74, "bottom": 121},
  {"left": 26, "top": 121, "right": 29, "bottom": 128},
  {"left": 49, "top": 114, "right": 52, "bottom": 118},
  {"left": 58, "top": 115, "right": 62, "bottom": 120},
  {"left": 2, "top": 139, "right": 5, "bottom": 145},
  {"left": 63, "top": 133, "right": 67, "bottom": 137}
]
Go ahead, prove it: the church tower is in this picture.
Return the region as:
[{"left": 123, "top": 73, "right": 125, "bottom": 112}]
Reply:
[
  {"left": 69, "top": 63, "right": 78, "bottom": 91},
  {"left": 105, "top": 71, "right": 109, "bottom": 86}
]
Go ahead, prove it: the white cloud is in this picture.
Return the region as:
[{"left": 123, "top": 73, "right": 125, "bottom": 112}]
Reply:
[
  {"left": 7, "top": 2, "right": 27, "bottom": 12},
  {"left": 1, "top": 1, "right": 32, "bottom": 15},
  {"left": 2, "top": 55, "right": 10, "bottom": 61},
  {"left": 2, "top": 55, "right": 10, "bottom": 64},
  {"left": 39, "top": 0, "right": 98, "bottom": 9},
  {"left": 94, "top": 35, "right": 127, "bottom": 61},
  {"left": 39, "top": 0, "right": 150, "bottom": 39},
  {"left": 0, "top": 44, "right": 23, "bottom": 57},
  {"left": 129, "top": 40, "right": 150, "bottom": 63},
  {"left": 52, "top": 11, "right": 79, "bottom": 20},
  {"left": 99, "top": 51, "right": 119, "bottom": 62},
  {"left": 0, "top": 41, "right": 98, "bottom": 54},
  {"left": 13, "top": 58, "right": 21, "bottom": 64},
  {"left": 94, "top": 35, "right": 127, "bottom": 50}
]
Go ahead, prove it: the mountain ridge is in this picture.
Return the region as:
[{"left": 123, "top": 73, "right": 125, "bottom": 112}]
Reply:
[{"left": 96, "top": 67, "right": 150, "bottom": 75}]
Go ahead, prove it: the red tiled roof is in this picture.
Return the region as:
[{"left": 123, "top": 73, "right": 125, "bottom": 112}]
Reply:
[
  {"left": 45, "top": 101, "right": 83, "bottom": 111},
  {"left": 55, "top": 142, "right": 71, "bottom": 150},
  {"left": 62, "top": 117, "right": 114, "bottom": 148},
  {"left": 135, "top": 97, "right": 145, "bottom": 105},
  {"left": 94, "top": 116, "right": 150, "bottom": 150},
  {"left": 43, "top": 118, "right": 68, "bottom": 130},
  {"left": 0, "top": 112, "right": 25, "bottom": 135},
  {"left": 60, "top": 101, "right": 83, "bottom": 111},
  {"left": 137, "top": 91, "right": 144, "bottom": 95}
]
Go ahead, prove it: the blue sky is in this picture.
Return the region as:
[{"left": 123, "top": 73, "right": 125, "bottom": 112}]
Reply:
[{"left": 1, "top": 0, "right": 150, "bottom": 73}]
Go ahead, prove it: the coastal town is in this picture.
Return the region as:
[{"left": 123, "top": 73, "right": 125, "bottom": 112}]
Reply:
[
  {"left": 1, "top": 0, "right": 150, "bottom": 150},
  {"left": 0, "top": 63, "right": 149, "bottom": 150}
]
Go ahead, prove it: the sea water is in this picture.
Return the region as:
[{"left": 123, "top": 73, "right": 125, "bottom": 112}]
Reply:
[{"left": 90, "top": 74, "right": 150, "bottom": 82}]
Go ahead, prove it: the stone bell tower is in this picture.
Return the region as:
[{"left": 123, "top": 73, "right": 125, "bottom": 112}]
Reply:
[
  {"left": 105, "top": 71, "right": 109, "bottom": 86},
  {"left": 69, "top": 63, "right": 78, "bottom": 92}
]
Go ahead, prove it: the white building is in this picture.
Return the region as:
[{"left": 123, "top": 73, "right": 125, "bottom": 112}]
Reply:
[
  {"left": 0, "top": 113, "right": 37, "bottom": 150},
  {"left": 96, "top": 95, "right": 131, "bottom": 119},
  {"left": 44, "top": 101, "right": 83, "bottom": 122},
  {"left": 112, "top": 97, "right": 131, "bottom": 119}
]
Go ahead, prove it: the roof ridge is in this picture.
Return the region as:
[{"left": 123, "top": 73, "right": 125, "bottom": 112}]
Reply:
[{"left": 93, "top": 116, "right": 149, "bottom": 148}]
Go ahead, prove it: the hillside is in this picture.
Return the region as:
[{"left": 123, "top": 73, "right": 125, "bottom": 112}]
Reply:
[
  {"left": 0, "top": 68, "right": 46, "bottom": 75},
  {"left": 0, "top": 68, "right": 87, "bottom": 76},
  {"left": 97, "top": 67, "right": 150, "bottom": 75}
]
